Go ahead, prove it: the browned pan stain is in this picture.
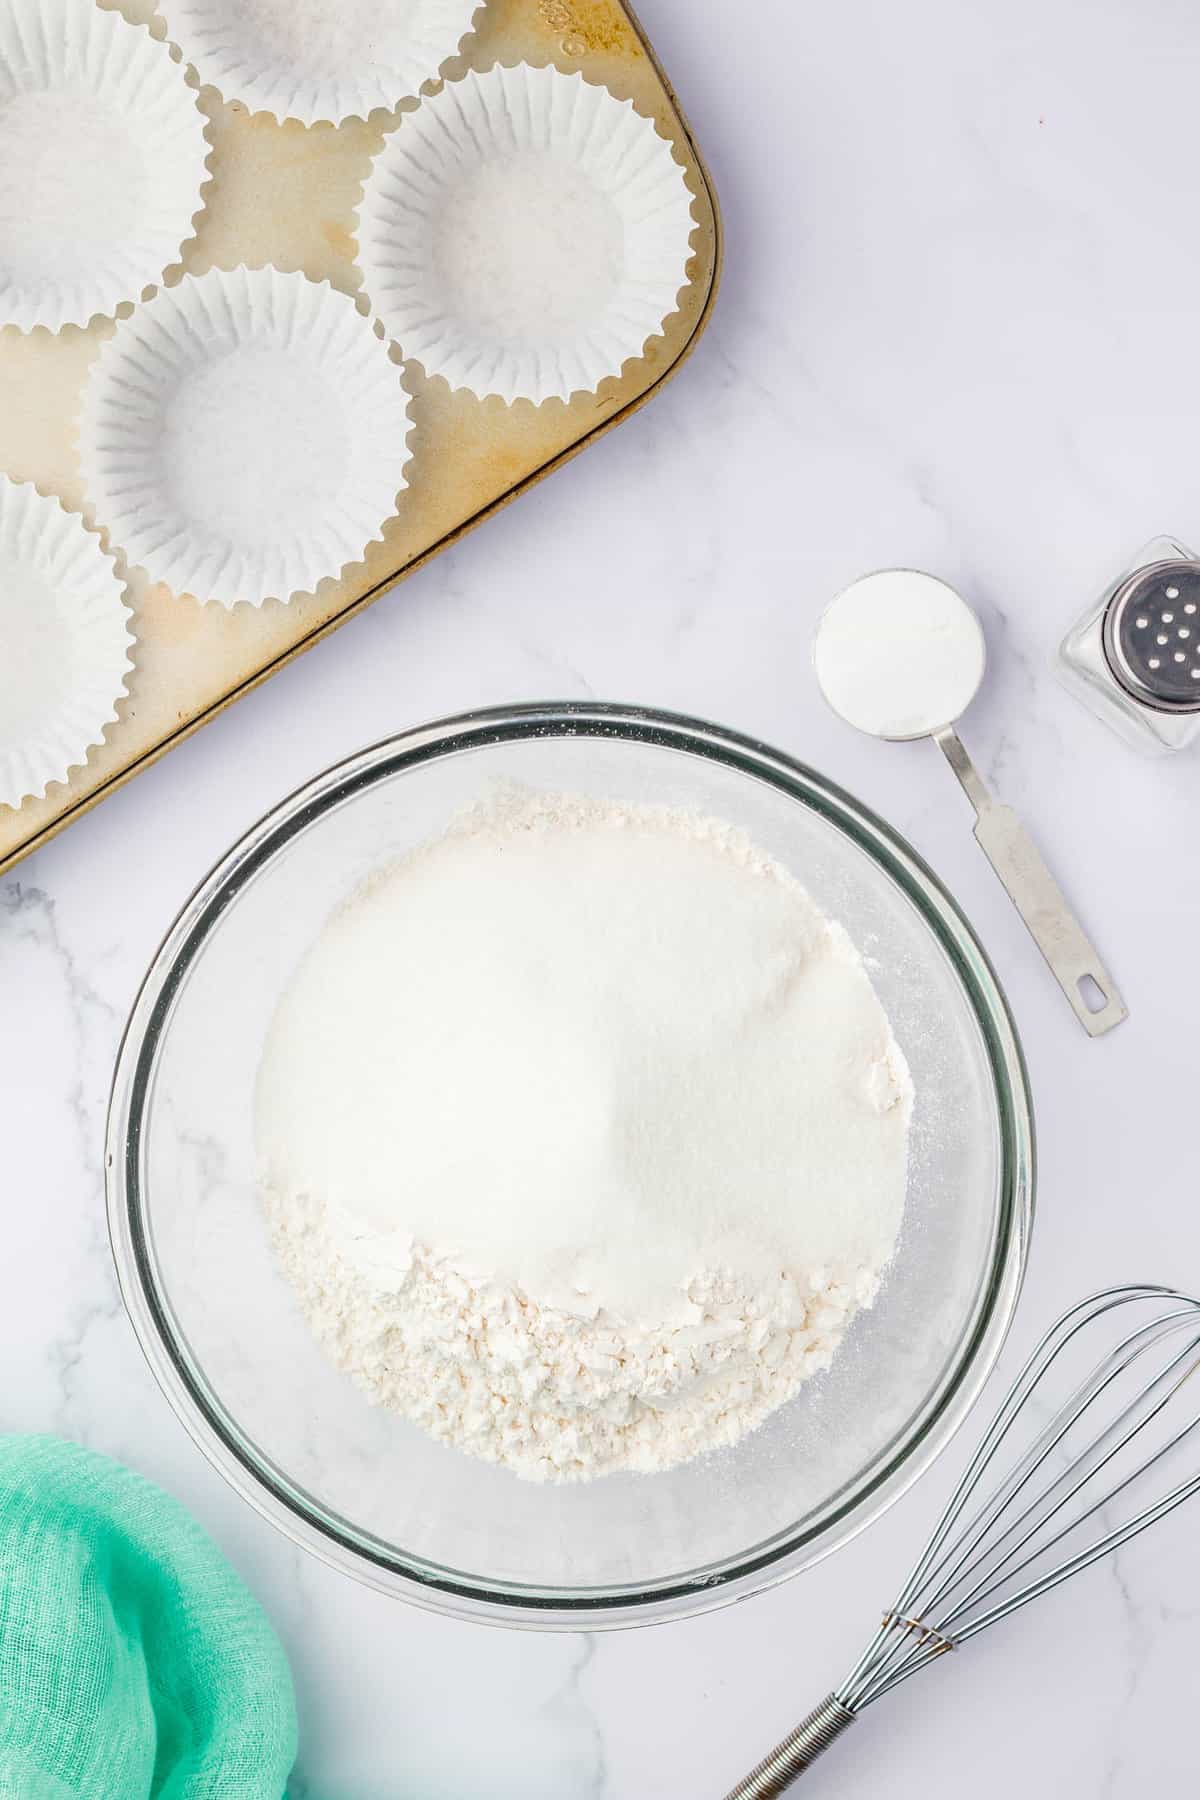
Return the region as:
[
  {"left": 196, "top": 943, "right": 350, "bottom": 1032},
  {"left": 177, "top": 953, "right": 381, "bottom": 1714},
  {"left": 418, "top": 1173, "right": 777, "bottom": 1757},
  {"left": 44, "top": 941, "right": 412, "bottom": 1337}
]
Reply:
[
  {"left": 321, "top": 220, "right": 359, "bottom": 262},
  {"left": 192, "top": 110, "right": 377, "bottom": 290},
  {"left": 539, "top": 0, "right": 634, "bottom": 58},
  {"left": 140, "top": 584, "right": 205, "bottom": 651}
]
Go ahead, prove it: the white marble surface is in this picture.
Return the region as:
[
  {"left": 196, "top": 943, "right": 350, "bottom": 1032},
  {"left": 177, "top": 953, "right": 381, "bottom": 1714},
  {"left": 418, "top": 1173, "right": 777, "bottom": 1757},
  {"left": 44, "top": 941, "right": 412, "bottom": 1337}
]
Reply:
[{"left": 5, "top": 0, "right": 1200, "bottom": 1792}]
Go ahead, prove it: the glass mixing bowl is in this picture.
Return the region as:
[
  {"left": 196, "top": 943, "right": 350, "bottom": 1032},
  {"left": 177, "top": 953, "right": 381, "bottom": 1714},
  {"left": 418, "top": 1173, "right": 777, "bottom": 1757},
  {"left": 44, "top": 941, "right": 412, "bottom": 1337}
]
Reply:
[{"left": 107, "top": 703, "right": 1034, "bottom": 1629}]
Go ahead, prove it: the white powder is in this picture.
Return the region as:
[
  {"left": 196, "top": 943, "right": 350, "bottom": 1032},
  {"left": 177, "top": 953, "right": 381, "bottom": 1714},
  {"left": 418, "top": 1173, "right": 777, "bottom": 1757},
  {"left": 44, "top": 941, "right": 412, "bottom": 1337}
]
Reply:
[
  {"left": 256, "top": 786, "right": 913, "bottom": 1483},
  {"left": 814, "top": 569, "right": 987, "bottom": 740}
]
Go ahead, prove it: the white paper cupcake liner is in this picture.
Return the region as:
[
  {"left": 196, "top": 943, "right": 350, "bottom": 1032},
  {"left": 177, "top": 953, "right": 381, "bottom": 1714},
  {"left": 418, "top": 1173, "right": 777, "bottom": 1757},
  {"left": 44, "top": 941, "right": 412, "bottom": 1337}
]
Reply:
[
  {"left": 159, "top": 0, "right": 481, "bottom": 126},
  {"left": 355, "top": 63, "right": 698, "bottom": 406},
  {"left": 0, "top": 477, "right": 133, "bottom": 808},
  {"left": 0, "top": 0, "right": 210, "bottom": 332},
  {"left": 79, "top": 267, "right": 414, "bottom": 609}
]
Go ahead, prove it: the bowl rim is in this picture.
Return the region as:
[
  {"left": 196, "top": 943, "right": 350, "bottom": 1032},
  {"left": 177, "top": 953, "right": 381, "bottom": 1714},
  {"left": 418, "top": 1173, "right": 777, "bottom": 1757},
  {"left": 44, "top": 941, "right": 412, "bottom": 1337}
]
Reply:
[{"left": 106, "top": 700, "right": 1035, "bottom": 1630}]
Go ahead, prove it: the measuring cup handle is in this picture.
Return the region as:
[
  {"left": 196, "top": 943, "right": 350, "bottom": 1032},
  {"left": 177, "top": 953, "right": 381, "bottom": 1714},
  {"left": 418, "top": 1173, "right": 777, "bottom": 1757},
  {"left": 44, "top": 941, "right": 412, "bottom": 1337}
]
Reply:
[
  {"left": 932, "top": 726, "right": 1128, "bottom": 1036},
  {"left": 969, "top": 800, "right": 1127, "bottom": 1035}
]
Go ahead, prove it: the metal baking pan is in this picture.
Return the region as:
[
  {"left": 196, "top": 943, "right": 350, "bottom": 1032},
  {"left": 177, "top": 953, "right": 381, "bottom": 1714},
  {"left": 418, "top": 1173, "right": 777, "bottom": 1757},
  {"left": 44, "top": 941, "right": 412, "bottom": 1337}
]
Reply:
[{"left": 0, "top": 0, "right": 720, "bottom": 874}]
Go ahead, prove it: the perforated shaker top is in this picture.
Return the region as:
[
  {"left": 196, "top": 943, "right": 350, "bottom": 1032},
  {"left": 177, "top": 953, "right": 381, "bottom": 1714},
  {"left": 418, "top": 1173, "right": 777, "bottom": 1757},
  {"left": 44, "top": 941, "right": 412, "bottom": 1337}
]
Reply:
[{"left": 1103, "top": 560, "right": 1200, "bottom": 711}]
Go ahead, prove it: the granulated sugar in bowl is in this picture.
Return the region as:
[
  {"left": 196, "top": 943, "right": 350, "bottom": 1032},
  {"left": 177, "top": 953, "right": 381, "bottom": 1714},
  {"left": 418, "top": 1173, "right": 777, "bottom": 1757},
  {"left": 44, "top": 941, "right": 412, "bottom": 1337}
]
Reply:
[
  {"left": 108, "top": 705, "right": 1032, "bottom": 1626},
  {"left": 257, "top": 784, "right": 914, "bottom": 1484}
]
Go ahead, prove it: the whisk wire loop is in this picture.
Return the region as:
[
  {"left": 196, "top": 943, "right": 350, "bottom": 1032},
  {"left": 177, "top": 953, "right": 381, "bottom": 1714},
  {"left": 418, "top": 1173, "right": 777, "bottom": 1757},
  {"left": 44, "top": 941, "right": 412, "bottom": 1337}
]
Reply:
[
  {"left": 929, "top": 1321, "right": 1200, "bottom": 1637},
  {"left": 845, "top": 1289, "right": 1200, "bottom": 1711},
  {"left": 723, "top": 1286, "right": 1200, "bottom": 1796}
]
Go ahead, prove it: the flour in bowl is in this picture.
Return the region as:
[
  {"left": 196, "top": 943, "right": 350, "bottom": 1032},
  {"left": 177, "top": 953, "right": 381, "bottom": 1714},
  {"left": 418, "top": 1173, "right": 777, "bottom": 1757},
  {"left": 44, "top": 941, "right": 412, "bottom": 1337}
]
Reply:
[{"left": 256, "top": 785, "right": 913, "bottom": 1482}]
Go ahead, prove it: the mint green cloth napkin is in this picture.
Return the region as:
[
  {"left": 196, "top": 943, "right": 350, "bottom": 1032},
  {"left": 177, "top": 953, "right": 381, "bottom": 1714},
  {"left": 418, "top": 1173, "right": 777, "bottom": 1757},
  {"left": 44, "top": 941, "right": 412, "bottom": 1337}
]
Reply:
[{"left": 0, "top": 1435, "right": 298, "bottom": 1799}]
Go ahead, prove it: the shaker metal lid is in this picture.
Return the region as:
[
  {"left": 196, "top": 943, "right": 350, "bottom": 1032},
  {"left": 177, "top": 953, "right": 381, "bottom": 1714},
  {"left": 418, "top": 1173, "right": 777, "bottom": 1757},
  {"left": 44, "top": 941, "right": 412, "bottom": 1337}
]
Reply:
[{"left": 1103, "top": 558, "right": 1200, "bottom": 712}]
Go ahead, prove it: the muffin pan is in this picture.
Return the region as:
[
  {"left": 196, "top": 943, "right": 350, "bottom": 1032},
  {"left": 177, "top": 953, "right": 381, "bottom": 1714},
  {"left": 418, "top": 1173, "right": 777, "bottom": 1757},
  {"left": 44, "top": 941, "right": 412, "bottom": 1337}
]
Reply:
[{"left": 0, "top": 0, "right": 720, "bottom": 873}]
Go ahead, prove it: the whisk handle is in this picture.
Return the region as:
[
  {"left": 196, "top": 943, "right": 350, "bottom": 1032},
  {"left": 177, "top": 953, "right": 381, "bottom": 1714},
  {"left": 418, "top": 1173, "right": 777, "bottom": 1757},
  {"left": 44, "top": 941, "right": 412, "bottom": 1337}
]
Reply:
[{"left": 721, "top": 1694, "right": 857, "bottom": 1797}]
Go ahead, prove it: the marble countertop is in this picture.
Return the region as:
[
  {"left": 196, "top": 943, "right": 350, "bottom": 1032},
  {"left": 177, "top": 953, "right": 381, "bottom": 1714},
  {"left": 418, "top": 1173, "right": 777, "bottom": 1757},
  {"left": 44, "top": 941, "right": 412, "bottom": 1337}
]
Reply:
[{"left": 5, "top": 0, "right": 1200, "bottom": 1792}]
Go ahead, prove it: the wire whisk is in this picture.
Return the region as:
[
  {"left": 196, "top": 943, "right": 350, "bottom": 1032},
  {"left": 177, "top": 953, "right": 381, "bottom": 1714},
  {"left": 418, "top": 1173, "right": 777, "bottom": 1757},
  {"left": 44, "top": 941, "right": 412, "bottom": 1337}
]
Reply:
[{"left": 723, "top": 1284, "right": 1200, "bottom": 1798}]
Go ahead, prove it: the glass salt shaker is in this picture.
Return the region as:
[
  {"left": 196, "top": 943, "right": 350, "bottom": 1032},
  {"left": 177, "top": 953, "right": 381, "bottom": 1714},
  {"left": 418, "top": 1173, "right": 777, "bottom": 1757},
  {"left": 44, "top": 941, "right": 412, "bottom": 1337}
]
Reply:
[{"left": 1058, "top": 536, "right": 1200, "bottom": 753}]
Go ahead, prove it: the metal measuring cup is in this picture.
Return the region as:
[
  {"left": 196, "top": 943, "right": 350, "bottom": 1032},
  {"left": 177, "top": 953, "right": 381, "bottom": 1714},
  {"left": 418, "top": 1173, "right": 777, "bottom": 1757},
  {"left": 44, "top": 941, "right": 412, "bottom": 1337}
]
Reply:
[{"left": 813, "top": 569, "right": 1127, "bottom": 1037}]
